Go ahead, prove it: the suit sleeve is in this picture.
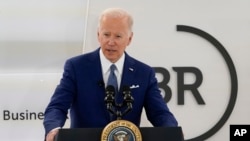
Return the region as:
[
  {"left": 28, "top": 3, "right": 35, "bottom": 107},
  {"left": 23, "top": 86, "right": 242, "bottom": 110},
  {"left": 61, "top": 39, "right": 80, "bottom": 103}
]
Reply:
[
  {"left": 144, "top": 68, "right": 178, "bottom": 127},
  {"left": 43, "top": 59, "right": 77, "bottom": 135}
]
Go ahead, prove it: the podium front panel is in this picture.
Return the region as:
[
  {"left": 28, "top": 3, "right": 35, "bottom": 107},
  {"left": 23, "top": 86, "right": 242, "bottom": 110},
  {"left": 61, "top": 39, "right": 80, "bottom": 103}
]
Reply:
[{"left": 55, "top": 127, "right": 184, "bottom": 141}]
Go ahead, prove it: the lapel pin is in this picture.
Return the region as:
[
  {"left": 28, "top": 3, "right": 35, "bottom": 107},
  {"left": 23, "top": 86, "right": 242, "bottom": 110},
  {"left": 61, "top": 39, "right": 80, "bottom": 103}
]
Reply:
[{"left": 129, "top": 68, "right": 134, "bottom": 71}]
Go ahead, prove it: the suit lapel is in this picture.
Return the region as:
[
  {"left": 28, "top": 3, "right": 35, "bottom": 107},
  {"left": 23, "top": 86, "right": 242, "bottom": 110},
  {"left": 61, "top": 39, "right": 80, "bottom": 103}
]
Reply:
[
  {"left": 87, "top": 48, "right": 111, "bottom": 120},
  {"left": 120, "top": 53, "right": 137, "bottom": 90},
  {"left": 87, "top": 48, "right": 104, "bottom": 83}
]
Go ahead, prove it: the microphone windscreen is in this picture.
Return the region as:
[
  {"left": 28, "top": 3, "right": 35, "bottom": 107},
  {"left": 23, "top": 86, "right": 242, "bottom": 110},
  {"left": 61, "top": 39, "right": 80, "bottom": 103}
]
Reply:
[{"left": 106, "top": 85, "right": 115, "bottom": 92}]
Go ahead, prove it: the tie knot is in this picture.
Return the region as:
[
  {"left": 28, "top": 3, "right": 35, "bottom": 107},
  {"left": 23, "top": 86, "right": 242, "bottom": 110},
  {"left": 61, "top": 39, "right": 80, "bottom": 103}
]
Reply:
[{"left": 110, "top": 64, "right": 117, "bottom": 72}]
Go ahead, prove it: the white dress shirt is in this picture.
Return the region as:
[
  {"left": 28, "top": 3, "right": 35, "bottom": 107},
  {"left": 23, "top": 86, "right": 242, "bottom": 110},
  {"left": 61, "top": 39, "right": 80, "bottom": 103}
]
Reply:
[{"left": 99, "top": 49, "right": 125, "bottom": 90}]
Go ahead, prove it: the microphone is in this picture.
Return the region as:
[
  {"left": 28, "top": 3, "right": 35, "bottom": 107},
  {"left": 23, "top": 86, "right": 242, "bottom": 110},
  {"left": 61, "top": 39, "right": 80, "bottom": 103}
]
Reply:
[
  {"left": 122, "top": 85, "right": 134, "bottom": 115},
  {"left": 104, "top": 85, "right": 134, "bottom": 120},
  {"left": 104, "top": 85, "right": 116, "bottom": 115}
]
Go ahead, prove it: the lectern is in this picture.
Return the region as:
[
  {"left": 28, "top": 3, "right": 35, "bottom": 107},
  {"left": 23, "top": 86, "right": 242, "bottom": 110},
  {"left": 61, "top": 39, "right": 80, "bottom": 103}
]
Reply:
[{"left": 55, "top": 127, "right": 184, "bottom": 141}]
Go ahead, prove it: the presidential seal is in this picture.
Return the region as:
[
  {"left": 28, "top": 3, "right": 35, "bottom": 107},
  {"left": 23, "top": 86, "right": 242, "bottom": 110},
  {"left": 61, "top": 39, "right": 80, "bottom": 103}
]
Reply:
[{"left": 101, "top": 120, "right": 142, "bottom": 141}]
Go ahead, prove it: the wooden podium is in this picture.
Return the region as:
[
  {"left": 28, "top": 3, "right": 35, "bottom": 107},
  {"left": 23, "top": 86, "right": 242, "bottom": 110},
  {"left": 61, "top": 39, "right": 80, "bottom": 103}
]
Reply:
[{"left": 55, "top": 127, "right": 184, "bottom": 141}]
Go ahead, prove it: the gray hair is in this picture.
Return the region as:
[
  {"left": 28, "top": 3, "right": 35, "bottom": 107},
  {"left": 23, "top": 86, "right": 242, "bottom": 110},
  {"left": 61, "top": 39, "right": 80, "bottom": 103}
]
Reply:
[{"left": 98, "top": 8, "right": 134, "bottom": 32}]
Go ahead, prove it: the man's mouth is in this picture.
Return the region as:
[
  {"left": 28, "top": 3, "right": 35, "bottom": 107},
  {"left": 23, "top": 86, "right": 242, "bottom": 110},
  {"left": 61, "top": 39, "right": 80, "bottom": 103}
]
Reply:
[{"left": 107, "top": 49, "right": 116, "bottom": 52}]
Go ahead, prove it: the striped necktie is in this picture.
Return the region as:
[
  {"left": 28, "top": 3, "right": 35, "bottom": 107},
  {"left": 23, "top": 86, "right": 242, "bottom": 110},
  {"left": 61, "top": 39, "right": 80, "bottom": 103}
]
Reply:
[{"left": 107, "top": 64, "right": 118, "bottom": 94}]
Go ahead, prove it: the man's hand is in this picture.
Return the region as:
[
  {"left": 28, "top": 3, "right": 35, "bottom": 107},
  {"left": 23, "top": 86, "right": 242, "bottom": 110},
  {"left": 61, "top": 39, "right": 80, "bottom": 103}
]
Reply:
[{"left": 46, "top": 128, "right": 59, "bottom": 141}]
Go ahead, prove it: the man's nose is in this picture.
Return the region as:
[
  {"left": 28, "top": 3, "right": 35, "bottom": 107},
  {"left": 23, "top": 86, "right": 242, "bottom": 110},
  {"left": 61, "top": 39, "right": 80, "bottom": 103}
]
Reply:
[{"left": 108, "top": 38, "right": 115, "bottom": 45}]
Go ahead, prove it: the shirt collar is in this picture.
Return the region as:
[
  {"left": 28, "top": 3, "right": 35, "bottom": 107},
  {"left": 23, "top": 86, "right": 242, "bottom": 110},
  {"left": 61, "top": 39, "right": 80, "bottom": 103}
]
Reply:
[{"left": 99, "top": 48, "right": 125, "bottom": 76}]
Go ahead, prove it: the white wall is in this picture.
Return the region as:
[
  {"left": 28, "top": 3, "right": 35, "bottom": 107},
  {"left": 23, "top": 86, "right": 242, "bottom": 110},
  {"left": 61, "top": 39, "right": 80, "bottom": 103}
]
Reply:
[{"left": 0, "top": 0, "right": 249, "bottom": 140}]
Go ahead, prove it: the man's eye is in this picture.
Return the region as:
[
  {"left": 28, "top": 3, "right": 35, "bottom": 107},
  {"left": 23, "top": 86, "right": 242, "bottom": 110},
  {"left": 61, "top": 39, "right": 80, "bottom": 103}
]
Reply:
[{"left": 104, "top": 33, "right": 110, "bottom": 37}]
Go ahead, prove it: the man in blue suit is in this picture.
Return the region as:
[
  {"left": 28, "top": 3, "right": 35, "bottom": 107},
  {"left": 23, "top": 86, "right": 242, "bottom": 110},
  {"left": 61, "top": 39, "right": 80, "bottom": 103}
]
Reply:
[{"left": 43, "top": 7, "right": 178, "bottom": 141}]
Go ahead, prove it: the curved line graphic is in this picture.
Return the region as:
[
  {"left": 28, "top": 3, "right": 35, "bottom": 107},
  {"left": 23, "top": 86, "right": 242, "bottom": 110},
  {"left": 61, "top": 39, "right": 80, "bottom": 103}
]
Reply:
[{"left": 176, "top": 25, "right": 238, "bottom": 141}]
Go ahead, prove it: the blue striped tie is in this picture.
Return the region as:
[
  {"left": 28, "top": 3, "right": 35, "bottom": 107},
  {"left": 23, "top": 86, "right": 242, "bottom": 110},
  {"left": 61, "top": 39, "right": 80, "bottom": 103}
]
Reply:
[{"left": 107, "top": 64, "right": 118, "bottom": 94}]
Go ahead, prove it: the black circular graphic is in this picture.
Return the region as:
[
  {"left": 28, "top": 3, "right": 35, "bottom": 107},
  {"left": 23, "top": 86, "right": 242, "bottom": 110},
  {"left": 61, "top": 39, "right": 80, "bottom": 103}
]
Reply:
[{"left": 176, "top": 25, "right": 238, "bottom": 141}]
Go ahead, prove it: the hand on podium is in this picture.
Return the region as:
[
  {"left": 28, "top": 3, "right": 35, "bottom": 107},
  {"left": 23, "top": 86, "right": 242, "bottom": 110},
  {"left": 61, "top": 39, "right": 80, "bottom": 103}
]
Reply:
[{"left": 46, "top": 128, "right": 59, "bottom": 141}]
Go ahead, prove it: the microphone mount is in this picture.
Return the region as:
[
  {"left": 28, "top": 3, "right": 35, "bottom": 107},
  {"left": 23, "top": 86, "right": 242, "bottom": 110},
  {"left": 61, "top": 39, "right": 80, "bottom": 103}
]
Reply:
[{"left": 104, "top": 85, "right": 134, "bottom": 120}]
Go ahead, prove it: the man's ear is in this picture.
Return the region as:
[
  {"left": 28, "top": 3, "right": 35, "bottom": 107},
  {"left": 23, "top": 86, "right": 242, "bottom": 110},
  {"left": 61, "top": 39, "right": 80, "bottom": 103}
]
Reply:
[
  {"left": 97, "top": 30, "right": 100, "bottom": 42},
  {"left": 127, "top": 32, "right": 133, "bottom": 46}
]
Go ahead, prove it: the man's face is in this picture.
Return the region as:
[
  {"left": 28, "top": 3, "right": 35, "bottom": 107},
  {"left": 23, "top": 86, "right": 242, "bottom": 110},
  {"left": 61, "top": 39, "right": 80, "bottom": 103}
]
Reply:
[{"left": 98, "top": 16, "right": 133, "bottom": 63}]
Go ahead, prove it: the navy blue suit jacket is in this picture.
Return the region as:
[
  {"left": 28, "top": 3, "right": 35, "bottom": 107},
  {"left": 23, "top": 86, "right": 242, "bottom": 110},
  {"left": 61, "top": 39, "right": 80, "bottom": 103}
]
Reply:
[{"left": 43, "top": 48, "right": 177, "bottom": 135}]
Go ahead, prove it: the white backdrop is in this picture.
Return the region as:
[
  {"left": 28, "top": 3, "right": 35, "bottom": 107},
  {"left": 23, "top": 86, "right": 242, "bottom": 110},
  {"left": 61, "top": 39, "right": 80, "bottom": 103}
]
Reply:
[{"left": 0, "top": 0, "right": 249, "bottom": 141}]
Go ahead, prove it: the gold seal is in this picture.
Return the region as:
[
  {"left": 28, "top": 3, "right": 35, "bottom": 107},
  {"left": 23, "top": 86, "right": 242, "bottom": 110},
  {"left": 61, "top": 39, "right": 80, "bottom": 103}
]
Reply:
[{"left": 101, "top": 120, "right": 142, "bottom": 141}]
